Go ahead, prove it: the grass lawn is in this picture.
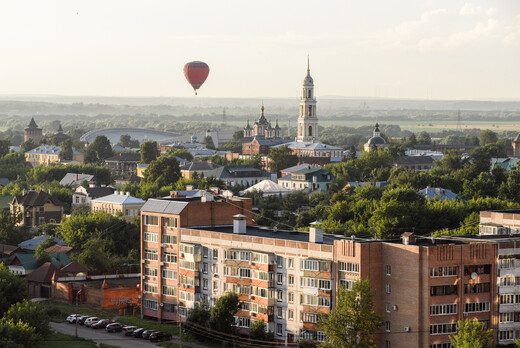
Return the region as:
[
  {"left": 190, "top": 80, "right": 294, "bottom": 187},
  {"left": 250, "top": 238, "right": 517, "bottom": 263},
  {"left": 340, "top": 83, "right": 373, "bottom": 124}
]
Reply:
[
  {"left": 39, "top": 299, "right": 119, "bottom": 322},
  {"left": 41, "top": 332, "right": 118, "bottom": 348}
]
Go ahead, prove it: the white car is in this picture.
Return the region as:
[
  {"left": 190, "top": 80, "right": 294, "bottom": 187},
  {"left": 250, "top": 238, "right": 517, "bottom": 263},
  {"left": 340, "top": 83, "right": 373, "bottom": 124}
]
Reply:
[
  {"left": 84, "top": 317, "right": 100, "bottom": 327},
  {"left": 66, "top": 314, "right": 82, "bottom": 324}
]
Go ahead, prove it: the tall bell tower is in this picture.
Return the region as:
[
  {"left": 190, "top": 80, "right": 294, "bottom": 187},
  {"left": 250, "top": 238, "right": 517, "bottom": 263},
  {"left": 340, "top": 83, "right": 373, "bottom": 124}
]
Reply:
[{"left": 296, "top": 57, "right": 319, "bottom": 143}]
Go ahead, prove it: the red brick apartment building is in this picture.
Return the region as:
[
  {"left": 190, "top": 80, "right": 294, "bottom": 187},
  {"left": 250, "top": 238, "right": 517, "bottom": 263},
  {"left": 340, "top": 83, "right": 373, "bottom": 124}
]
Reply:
[{"left": 140, "top": 196, "right": 498, "bottom": 347}]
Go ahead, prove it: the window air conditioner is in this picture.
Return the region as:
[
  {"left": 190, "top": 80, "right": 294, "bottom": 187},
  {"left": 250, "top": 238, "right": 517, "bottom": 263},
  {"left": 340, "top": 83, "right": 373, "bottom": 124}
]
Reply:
[{"left": 404, "top": 327, "right": 410, "bottom": 332}]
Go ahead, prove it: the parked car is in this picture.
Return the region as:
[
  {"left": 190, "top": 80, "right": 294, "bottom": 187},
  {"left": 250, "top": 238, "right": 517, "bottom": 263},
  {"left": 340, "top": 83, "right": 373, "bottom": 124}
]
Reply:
[
  {"left": 92, "top": 319, "right": 114, "bottom": 329},
  {"left": 66, "top": 314, "right": 82, "bottom": 324},
  {"left": 123, "top": 326, "right": 138, "bottom": 336},
  {"left": 84, "top": 317, "right": 100, "bottom": 327},
  {"left": 149, "top": 331, "right": 173, "bottom": 342},
  {"left": 142, "top": 329, "right": 156, "bottom": 339},
  {"left": 77, "top": 315, "right": 90, "bottom": 325},
  {"left": 106, "top": 323, "right": 124, "bottom": 333},
  {"left": 132, "top": 328, "right": 145, "bottom": 338}
]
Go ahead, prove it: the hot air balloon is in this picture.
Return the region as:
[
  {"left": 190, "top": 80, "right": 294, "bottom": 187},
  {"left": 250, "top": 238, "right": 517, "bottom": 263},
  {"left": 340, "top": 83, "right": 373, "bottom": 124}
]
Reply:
[{"left": 184, "top": 61, "right": 209, "bottom": 95}]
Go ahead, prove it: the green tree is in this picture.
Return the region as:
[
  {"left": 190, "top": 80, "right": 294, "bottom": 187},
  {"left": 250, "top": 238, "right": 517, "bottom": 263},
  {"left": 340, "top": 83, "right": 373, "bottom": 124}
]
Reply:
[
  {"left": 77, "top": 236, "right": 116, "bottom": 273},
  {"left": 408, "top": 133, "right": 417, "bottom": 146},
  {"left": 0, "top": 209, "right": 22, "bottom": 245},
  {"left": 0, "top": 139, "right": 10, "bottom": 158},
  {"left": 449, "top": 318, "right": 494, "bottom": 348},
  {"left": 85, "top": 136, "right": 113, "bottom": 164},
  {"left": 208, "top": 292, "right": 241, "bottom": 335},
  {"left": 249, "top": 319, "right": 267, "bottom": 340},
  {"left": 117, "top": 134, "right": 139, "bottom": 148},
  {"left": 21, "top": 139, "right": 36, "bottom": 153},
  {"left": 3, "top": 299, "right": 50, "bottom": 338},
  {"left": 348, "top": 145, "right": 357, "bottom": 160},
  {"left": 478, "top": 130, "right": 498, "bottom": 146},
  {"left": 0, "top": 263, "right": 28, "bottom": 316},
  {"left": 140, "top": 141, "right": 158, "bottom": 164},
  {"left": 203, "top": 135, "right": 215, "bottom": 149},
  {"left": 0, "top": 318, "right": 41, "bottom": 348},
  {"left": 268, "top": 146, "right": 298, "bottom": 175},
  {"left": 34, "top": 237, "right": 56, "bottom": 267},
  {"left": 319, "top": 279, "right": 383, "bottom": 348},
  {"left": 58, "top": 139, "right": 73, "bottom": 161},
  {"left": 166, "top": 148, "right": 194, "bottom": 161},
  {"left": 417, "top": 131, "right": 432, "bottom": 145},
  {"left": 141, "top": 155, "right": 181, "bottom": 188},
  {"left": 185, "top": 303, "right": 211, "bottom": 341}
]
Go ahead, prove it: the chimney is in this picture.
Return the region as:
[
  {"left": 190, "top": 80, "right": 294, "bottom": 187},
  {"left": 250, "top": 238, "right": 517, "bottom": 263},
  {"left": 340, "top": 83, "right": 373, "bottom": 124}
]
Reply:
[
  {"left": 401, "top": 232, "right": 416, "bottom": 245},
  {"left": 170, "top": 191, "right": 178, "bottom": 198},
  {"left": 186, "top": 185, "right": 193, "bottom": 191},
  {"left": 309, "top": 221, "right": 323, "bottom": 244},
  {"left": 233, "top": 214, "right": 246, "bottom": 234},
  {"left": 201, "top": 193, "right": 214, "bottom": 202},
  {"left": 126, "top": 191, "right": 130, "bottom": 196},
  {"left": 75, "top": 173, "right": 79, "bottom": 182}
]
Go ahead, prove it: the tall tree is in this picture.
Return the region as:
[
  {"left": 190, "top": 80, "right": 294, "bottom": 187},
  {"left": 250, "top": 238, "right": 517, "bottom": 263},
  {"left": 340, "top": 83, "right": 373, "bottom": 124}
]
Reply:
[
  {"left": 0, "top": 139, "right": 10, "bottom": 158},
  {"left": 85, "top": 135, "right": 113, "bottom": 164},
  {"left": 3, "top": 299, "right": 50, "bottom": 338},
  {"left": 0, "top": 263, "right": 28, "bottom": 315},
  {"left": 21, "top": 139, "right": 36, "bottom": 153},
  {"left": 140, "top": 141, "right": 158, "bottom": 164},
  {"left": 449, "top": 319, "right": 494, "bottom": 348},
  {"left": 141, "top": 155, "right": 181, "bottom": 188},
  {"left": 268, "top": 146, "right": 298, "bottom": 175},
  {"left": 0, "top": 318, "right": 41, "bottom": 348},
  {"left": 117, "top": 134, "right": 140, "bottom": 148},
  {"left": 167, "top": 148, "right": 194, "bottom": 161},
  {"left": 58, "top": 139, "right": 73, "bottom": 161},
  {"left": 208, "top": 292, "right": 241, "bottom": 335},
  {"left": 417, "top": 131, "right": 432, "bottom": 145},
  {"left": 319, "top": 279, "right": 383, "bottom": 348},
  {"left": 203, "top": 135, "right": 215, "bottom": 150},
  {"left": 478, "top": 130, "right": 498, "bottom": 146}
]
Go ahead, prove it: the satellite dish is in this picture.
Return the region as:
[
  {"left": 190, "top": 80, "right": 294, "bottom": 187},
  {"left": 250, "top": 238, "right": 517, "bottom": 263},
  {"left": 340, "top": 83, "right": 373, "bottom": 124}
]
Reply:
[{"left": 471, "top": 272, "right": 477, "bottom": 280}]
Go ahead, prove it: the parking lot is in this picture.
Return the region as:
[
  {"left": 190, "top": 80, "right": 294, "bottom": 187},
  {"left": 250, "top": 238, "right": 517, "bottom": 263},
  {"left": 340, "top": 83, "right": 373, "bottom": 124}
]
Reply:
[{"left": 50, "top": 322, "right": 166, "bottom": 348}]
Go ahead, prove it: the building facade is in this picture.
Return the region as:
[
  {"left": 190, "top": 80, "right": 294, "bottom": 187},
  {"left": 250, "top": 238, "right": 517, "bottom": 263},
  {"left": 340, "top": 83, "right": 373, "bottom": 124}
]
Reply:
[
  {"left": 10, "top": 190, "right": 64, "bottom": 227},
  {"left": 140, "top": 197, "right": 499, "bottom": 347},
  {"left": 297, "top": 59, "right": 318, "bottom": 143},
  {"left": 243, "top": 105, "right": 281, "bottom": 140},
  {"left": 24, "top": 118, "right": 42, "bottom": 144},
  {"left": 90, "top": 191, "right": 145, "bottom": 221},
  {"left": 104, "top": 153, "right": 141, "bottom": 175},
  {"left": 25, "top": 145, "right": 84, "bottom": 166}
]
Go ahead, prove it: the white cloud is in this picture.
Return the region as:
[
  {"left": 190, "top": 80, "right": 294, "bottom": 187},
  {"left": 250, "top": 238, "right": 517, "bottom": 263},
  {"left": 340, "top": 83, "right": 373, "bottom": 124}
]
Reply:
[{"left": 460, "top": 3, "right": 481, "bottom": 15}]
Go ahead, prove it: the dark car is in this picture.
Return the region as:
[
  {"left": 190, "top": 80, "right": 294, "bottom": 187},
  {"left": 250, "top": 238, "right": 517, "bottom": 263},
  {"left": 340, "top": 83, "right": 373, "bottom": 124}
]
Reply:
[
  {"left": 77, "top": 315, "right": 90, "bottom": 325},
  {"left": 123, "top": 326, "right": 138, "bottom": 336},
  {"left": 106, "top": 323, "right": 124, "bottom": 333},
  {"left": 149, "top": 331, "right": 173, "bottom": 342},
  {"left": 91, "top": 319, "right": 114, "bottom": 329},
  {"left": 142, "top": 329, "right": 156, "bottom": 339},
  {"left": 132, "top": 328, "right": 145, "bottom": 338}
]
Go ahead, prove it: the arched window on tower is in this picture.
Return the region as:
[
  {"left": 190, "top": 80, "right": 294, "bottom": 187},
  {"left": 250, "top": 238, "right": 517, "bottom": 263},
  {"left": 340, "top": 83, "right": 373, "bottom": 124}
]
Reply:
[
  {"left": 308, "top": 90, "right": 312, "bottom": 98},
  {"left": 309, "top": 125, "right": 313, "bottom": 137},
  {"left": 308, "top": 106, "right": 312, "bottom": 116}
]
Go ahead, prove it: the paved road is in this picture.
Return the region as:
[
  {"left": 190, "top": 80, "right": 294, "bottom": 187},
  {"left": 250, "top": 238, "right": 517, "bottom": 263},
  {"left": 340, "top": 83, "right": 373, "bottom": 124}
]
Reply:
[{"left": 50, "top": 322, "right": 161, "bottom": 348}]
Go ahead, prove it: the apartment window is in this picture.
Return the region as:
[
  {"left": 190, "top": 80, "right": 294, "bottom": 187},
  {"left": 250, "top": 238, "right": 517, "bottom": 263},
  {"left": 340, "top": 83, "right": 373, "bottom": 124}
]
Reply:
[
  {"left": 385, "top": 341, "right": 390, "bottom": 348},
  {"left": 162, "top": 251, "right": 177, "bottom": 263},
  {"left": 288, "top": 309, "right": 294, "bottom": 320},
  {"left": 162, "top": 234, "right": 177, "bottom": 244},
  {"left": 340, "top": 279, "right": 354, "bottom": 290},
  {"left": 430, "top": 285, "right": 457, "bottom": 296},
  {"left": 464, "top": 302, "right": 490, "bottom": 313},
  {"left": 288, "top": 275, "right": 294, "bottom": 286},
  {"left": 301, "top": 312, "right": 319, "bottom": 323},
  {"left": 162, "top": 269, "right": 177, "bottom": 280},
  {"left": 213, "top": 280, "right": 219, "bottom": 290},
  {"left": 144, "top": 215, "right": 158, "bottom": 226},
  {"left": 162, "top": 285, "right": 177, "bottom": 297},
  {"left": 203, "top": 247, "right": 209, "bottom": 258},
  {"left": 386, "top": 284, "right": 391, "bottom": 294},
  {"left": 163, "top": 217, "right": 177, "bottom": 228},
  {"left": 300, "top": 295, "right": 331, "bottom": 307},
  {"left": 288, "top": 258, "right": 294, "bottom": 268},
  {"left": 143, "top": 299, "right": 158, "bottom": 310},
  {"left": 385, "top": 321, "right": 391, "bottom": 332},
  {"left": 203, "top": 278, "right": 209, "bottom": 290},
  {"left": 338, "top": 261, "right": 360, "bottom": 273},
  {"left": 179, "top": 260, "right": 196, "bottom": 270},
  {"left": 125, "top": 209, "right": 129, "bottom": 216},
  {"left": 499, "top": 330, "right": 514, "bottom": 340},
  {"left": 500, "top": 274, "right": 518, "bottom": 286},
  {"left": 236, "top": 317, "right": 251, "bottom": 328},
  {"left": 277, "top": 273, "right": 283, "bottom": 285},
  {"left": 252, "top": 252, "right": 268, "bottom": 264},
  {"left": 386, "top": 265, "right": 391, "bottom": 276},
  {"left": 179, "top": 291, "right": 195, "bottom": 301},
  {"left": 301, "top": 277, "right": 331, "bottom": 290},
  {"left": 276, "top": 324, "right": 283, "bottom": 336},
  {"left": 144, "top": 248, "right": 158, "bottom": 261},
  {"left": 386, "top": 303, "right": 391, "bottom": 313},
  {"left": 213, "top": 249, "right": 218, "bottom": 260},
  {"left": 288, "top": 292, "right": 294, "bottom": 303},
  {"left": 277, "top": 307, "right": 283, "bottom": 319},
  {"left": 144, "top": 266, "right": 157, "bottom": 277},
  {"left": 301, "top": 260, "right": 330, "bottom": 272},
  {"left": 500, "top": 312, "right": 515, "bottom": 323},
  {"left": 500, "top": 294, "right": 520, "bottom": 304},
  {"left": 239, "top": 268, "right": 251, "bottom": 278},
  {"left": 464, "top": 264, "right": 491, "bottom": 275},
  {"left": 464, "top": 283, "right": 490, "bottom": 294},
  {"left": 144, "top": 282, "right": 158, "bottom": 294},
  {"left": 430, "top": 303, "right": 458, "bottom": 316},
  {"left": 430, "top": 323, "right": 457, "bottom": 335},
  {"left": 500, "top": 258, "right": 515, "bottom": 269},
  {"left": 179, "top": 307, "right": 187, "bottom": 317},
  {"left": 163, "top": 302, "right": 177, "bottom": 313},
  {"left": 430, "top": 267, "right": 458, "bottom": 277},
  {"left": 203, "top": 262, "right": 208, "bottom": 274},
  {"left": 430, "top": 343, "right": 452, "bottom": 348},
  {"left": 277, "top": 290, "right": 283, "bottom": 302}
]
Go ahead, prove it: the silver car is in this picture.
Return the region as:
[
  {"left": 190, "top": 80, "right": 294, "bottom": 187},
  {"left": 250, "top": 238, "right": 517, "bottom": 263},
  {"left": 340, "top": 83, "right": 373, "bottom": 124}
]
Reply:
[
  {"left": 66, "top": 314, "right": 82, "bottom": 324},
  {"left": 84, "top": 317, "right": 100, "bottom": 327}
]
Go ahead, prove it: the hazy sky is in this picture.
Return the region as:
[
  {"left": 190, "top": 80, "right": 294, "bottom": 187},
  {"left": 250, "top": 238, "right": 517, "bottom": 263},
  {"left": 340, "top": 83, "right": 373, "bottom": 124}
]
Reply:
[{"left": 0, "top": 0, "right": 519, "bottom": 100}]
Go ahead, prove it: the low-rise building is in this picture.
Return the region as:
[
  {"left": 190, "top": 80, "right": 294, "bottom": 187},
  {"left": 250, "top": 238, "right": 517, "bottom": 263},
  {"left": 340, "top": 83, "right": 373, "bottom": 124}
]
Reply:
[
  {"left": 104, "top": 152, "right": 141, "bottom": 175},
  {"left": 140, "top": 197, "right": 498, "bottom": 346},
  {"left": 242, "top": 138, "right": 290, "bottom": 155},
  {"left": 11, "top": 190, "right": 64, "bottom": 227},
  {"left": 418, "top": 187, "right": 458, "bottom": 201},
  {"left": 25, "top": 145, "right": 84, "bottom": 167},
  {"left": 394, "top": 155, "right": 434, "bottom": 171},
  {"left": 72, "top": 186, "right": 115, "bottom": 207},
  {"left": 278, "top": 167, "right": 332, "bottom": 192},
  {"left": 204, "top": 166, "right": 271, "bottom": 187},
  {"left": 180, "top": 162, "right": 222, "bottom": 179},
  {"left": 59, "top": 173, "right": 95, "bottom": 187},
  {"left": 91, "top": 191, "right": 145, "bottom": 221}
]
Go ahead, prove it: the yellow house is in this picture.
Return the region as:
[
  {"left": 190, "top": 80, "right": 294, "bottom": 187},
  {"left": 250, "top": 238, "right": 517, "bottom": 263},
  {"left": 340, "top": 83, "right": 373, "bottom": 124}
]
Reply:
[
  {"left": 90, "top": 191, "right": 145, "bottom": 222},
  {"left": 25, "top": 145, "right": 84, "bottom": 167},
  {"left": 10, "top": 190, "right": 64, "bottom": 227}
]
